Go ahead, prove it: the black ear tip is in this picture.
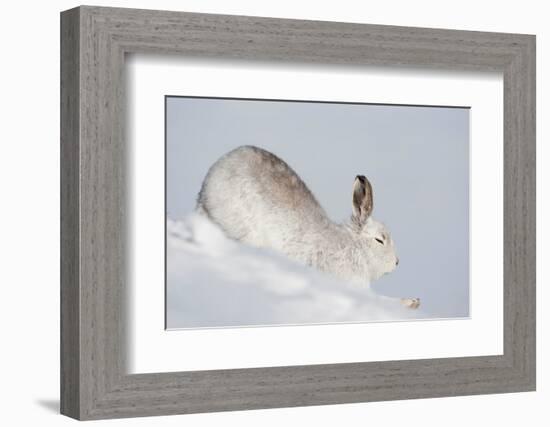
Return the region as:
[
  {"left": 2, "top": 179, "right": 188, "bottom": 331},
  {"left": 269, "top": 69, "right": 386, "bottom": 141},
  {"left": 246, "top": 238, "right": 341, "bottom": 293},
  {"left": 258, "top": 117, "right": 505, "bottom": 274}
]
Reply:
[{"left": 355, "top": 175, "right": 366, "bottom": 183}]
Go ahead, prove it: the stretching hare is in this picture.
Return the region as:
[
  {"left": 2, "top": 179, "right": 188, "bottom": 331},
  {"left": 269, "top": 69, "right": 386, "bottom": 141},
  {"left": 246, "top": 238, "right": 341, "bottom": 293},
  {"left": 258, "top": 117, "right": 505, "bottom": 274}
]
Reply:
[{"left": 197, "top": 145, "right": 419, "bottom": 309}]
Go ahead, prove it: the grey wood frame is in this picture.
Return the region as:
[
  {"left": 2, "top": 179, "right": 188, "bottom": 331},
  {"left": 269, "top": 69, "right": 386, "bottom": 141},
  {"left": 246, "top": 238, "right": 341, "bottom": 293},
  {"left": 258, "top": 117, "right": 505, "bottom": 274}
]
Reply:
[{"left": 60, "top": 5, "right": 536, "bottom": 421}]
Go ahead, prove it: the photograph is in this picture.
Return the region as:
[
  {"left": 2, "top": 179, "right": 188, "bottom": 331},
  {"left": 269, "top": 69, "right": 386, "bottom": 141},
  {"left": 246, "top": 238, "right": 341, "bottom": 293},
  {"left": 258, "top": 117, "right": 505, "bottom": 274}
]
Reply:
[{"left": 165, "top": 96, "right": 470, "bottom": 329}]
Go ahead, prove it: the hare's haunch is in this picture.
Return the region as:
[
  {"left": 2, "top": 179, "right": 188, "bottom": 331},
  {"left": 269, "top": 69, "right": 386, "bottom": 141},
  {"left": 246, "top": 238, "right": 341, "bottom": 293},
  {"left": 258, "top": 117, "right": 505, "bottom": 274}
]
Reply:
[{"left": 197, "top": 145, "right": 417, "bottom": 307}]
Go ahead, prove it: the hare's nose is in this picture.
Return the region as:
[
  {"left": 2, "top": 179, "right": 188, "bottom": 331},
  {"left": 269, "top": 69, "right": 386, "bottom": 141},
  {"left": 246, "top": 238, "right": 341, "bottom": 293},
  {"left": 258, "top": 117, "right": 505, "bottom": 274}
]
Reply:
[{"left": 395, "top": 258, "right": 399, "bottom": 266}]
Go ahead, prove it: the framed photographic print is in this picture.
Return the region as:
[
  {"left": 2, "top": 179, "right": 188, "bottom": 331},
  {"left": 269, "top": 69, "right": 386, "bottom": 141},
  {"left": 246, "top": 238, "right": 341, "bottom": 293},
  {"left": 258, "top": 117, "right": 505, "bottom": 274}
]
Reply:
[{"left": 61, "top": 5, "right": 536, "bottom": 420}]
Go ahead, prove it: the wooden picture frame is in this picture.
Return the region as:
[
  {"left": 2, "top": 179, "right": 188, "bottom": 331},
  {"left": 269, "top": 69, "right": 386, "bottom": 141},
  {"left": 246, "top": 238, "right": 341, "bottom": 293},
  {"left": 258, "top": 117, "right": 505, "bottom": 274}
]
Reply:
[{"left": 60, "top": 5, "right": 536, "bottom": 420}]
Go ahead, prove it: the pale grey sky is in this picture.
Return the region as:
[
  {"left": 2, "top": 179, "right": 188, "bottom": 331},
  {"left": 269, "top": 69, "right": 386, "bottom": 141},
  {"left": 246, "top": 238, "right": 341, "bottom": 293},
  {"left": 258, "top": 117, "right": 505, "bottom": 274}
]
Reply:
[{"left": 166, "top": 96, "right": 469, "bottom": 319}]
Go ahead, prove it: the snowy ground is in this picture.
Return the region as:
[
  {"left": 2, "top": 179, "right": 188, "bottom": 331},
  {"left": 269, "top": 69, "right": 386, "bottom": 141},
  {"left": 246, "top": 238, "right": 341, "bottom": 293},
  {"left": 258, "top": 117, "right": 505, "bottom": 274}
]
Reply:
[{"left": 167, "top": 214, "right": 425, "bottom": 329}]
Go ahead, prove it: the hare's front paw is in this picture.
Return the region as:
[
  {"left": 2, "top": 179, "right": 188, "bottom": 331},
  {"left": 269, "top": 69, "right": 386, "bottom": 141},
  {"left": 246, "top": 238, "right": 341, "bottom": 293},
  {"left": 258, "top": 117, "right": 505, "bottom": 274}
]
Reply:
[{"left": 401, "top": 297, "right": 420, "bottom": 309}]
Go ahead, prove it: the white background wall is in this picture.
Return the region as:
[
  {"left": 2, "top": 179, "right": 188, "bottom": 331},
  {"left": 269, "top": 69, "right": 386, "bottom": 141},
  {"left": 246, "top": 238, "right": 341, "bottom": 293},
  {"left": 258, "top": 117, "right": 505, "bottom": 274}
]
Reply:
[{"left": 0, "top": 0, "right": 546, "bottom": 425}]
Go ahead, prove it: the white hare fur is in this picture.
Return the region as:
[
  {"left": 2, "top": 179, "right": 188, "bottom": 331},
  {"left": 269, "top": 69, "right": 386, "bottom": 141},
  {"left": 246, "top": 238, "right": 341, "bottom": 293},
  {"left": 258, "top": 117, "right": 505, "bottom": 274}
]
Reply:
[{"left": 197, "top": 145, "right": 419, "bottom": 309}]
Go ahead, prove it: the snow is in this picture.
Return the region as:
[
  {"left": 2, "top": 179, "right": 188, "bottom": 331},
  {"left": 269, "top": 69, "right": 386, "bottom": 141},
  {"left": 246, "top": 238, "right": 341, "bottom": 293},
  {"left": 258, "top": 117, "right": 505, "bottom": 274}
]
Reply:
[{"left": 167, "top": 214, "right": 423, "bottom": 329}]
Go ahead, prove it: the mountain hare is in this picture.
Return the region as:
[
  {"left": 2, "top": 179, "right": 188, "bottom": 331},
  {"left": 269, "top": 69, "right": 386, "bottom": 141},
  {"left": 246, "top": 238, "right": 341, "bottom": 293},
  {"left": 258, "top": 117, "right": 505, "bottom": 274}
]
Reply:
[{"left": 197, "top": 145, "right": 419, "bottom": 309}]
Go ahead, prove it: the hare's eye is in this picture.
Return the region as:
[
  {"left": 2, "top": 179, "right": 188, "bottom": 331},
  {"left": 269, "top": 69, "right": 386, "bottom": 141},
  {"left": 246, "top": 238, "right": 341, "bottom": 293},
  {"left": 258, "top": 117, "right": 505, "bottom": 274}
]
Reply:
[{"left": 375, "top": 237, "right": 384, "bottom": 245}]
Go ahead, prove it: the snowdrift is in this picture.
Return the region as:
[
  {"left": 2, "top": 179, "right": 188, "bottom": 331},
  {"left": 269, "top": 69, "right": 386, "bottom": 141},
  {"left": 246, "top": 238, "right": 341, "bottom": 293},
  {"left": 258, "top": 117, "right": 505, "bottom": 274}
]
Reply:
[{"left": 167, "top": 214, "right": 423, "bottom": 329}]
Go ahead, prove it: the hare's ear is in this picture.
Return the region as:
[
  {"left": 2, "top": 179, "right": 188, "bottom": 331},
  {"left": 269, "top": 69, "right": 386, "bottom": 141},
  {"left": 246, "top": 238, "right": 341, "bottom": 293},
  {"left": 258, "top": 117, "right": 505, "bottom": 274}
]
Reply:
[{"left": 352, "top": 175, "right": 373, "bottom": 224}]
